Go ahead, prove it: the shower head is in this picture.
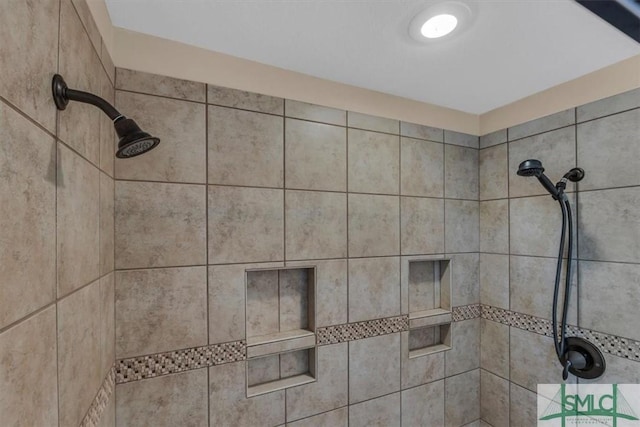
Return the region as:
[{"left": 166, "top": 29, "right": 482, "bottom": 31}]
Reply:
[
  {"left": 114, "top": 118, "right": 160, "bottom": 158},
  {"left": 516, "top": 159, "right": 560, "bottom": 199},
  {"left": 517, "top": 159, "right": 545, "bottom": 177},
  {"left": 52, "top": 74, "right": 160, "bottom": 158}
]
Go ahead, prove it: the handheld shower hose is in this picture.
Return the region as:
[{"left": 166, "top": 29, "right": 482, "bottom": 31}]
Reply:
[{"left": 517, "top": 160, "right": 605, "bottom": 380}]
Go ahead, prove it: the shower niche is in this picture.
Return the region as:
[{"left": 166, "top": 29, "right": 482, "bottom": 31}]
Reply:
[
  {"left": 405, "top": 258, "right": 452, "bottom": 358},
  {"left": 245, "top": 266, "right": 317, "bottom": 397}
]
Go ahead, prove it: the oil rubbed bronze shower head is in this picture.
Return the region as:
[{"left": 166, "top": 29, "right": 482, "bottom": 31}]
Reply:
[{"left": 52, "top": 74, "right": 160, "bottom": 158}]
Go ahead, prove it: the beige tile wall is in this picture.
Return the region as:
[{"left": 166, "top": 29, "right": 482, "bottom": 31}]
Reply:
[
  {"left": 479, "top": 88, "right": 640, "bottom": 425},
  {"left": 112, "top": 68, "right": 481, "bottom": 426},
  {"left": 0, "top": 0, "right": 116, "bottom": 426}
]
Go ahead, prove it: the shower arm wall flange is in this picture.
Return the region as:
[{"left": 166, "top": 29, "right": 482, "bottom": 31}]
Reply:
[{"left": 52, "top": 74, "right": 123, "bottom": 122}]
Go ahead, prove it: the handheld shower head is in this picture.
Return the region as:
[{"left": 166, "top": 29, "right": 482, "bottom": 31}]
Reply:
[
  {"left": 516, "top": 159, "right": 560, "bottom": 199},
  {"left": 517, "top": 159, "right": 545, "bottom": 177}
]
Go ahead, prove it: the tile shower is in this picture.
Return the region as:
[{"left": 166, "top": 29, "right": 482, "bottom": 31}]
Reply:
[
  {"left": 1, "top": 2, "right": 639, "bottom": 427},
  {"left": 111, "top": 68, "right": 482, "bottom": 426}
]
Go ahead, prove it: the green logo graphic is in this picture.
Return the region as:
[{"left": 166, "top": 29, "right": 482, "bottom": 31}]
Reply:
[{"left": 539, "top": 384, "right": 639, "bottom": 427}]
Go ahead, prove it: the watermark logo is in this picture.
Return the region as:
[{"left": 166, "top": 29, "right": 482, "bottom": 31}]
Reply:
[{"left": 538, "top": 384, "right": 640, "bottom": 426}]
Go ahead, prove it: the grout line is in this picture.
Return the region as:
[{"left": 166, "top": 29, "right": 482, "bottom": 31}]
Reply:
[
  {"left": 55, "top": 1, "right": 62, "bottom": 425},
  {"left": 205, "top": 91, "right": 211, "bottom": 427},
  {"left": 0, "top": 95, "right": 57, "bottom": 140}
]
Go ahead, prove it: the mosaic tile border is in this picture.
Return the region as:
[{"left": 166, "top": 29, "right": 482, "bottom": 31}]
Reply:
[
  {"left": 316, "top": 315, "right": 409, "bottom": 346},
  {"left": 481, "top": 304, "right": 640, "bottom": 363},
  {"left": 80, "top": 367, "right": 115, "bottom": 427},
  {"left": 115, "top": 340, "right": 246, "bottom": 384},
  {"left": 452, "top": 303, "right": 481, "bottom": 321},
  {"left": 114, "top": 306, "right": 482, "bottom": 384}
]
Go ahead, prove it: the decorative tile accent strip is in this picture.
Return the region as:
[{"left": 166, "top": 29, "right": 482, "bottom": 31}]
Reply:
[
  {"left": 80, "top": 366, "right": 115, "bottom": 427},
  {"left": 115, "top": 340, "right": 246, "bottom": 384},
  {"left": 481, "top": 304, "right": 640, "bottom": 363},
  {"left": 452, "top": 303, "right": 481, "bottom": 321},
  {"left": 317, "top": 315, "right": 409, "bottom": 346}
]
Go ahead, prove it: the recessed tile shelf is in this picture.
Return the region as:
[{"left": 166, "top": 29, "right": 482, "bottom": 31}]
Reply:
[
  {"left": 245, "top": 266, "right": 317, "bottom": 396},
  {"left": 407, "top": 258, "right": 453, "bottom": 357}
]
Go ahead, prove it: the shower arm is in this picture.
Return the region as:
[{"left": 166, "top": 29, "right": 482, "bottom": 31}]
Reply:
[{"left": 52, "top": 74, "right": 123, "bottom": 122}]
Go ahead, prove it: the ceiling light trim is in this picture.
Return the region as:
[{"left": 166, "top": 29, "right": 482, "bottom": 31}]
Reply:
[{"left": 408, "top": 1, "right": 475, "bottom": 43}]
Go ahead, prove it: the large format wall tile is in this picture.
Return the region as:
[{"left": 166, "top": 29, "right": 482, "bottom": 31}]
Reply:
[
  {"left": 348, "top": 194, "right": 399, "bottom": 257},
  {"left": 401, "top": 380, "right": 445, "bottom": 426},
  {"left": 479, "top": 143, "right": 507, "bottom": 200},
  {"left": 480, "top": 200, "right": 508, "bottom": 254},
  {"left": 349, "top": 333, "right": 400, "bottom": 404},
  {"left": 348, "top": 112, "right": 399, "bottom": 134},
  {"left": 0, "top": 0, "right": 58, "bottom": 132},
  {"left": 0, "top": 306, "right": 58, "bottom": 427},
  {"left": 480, "top": 129, "right": 507, "bottom": 149},
  {"left": 480, "top": 319, "right": 509, "bottom": 379},
  {"left": 509, "top": 194, "right": 576, "bottom": 258},
  {"left": 400, "top": 331, "right": 445, "bottom": 389},
  {"left": 480, "top": 370, "right": 509, "bottom": 427},
  {"left": 58, "top": 279, "right": 102, "bottom": 427},
  {"left": 445, "top": 369, "right": 480, "bottom": 427},
  {"left": 209, "top": 361, "right": 285, "bottom": 426},
  {"left": 116, "top": 68, "right": 206, "bottom": 102},
  {"left": 510, "top": 383, "right": 538, "bottom": 427},
  {"left": 401, "top": 197, "right": 444, "bottom": 255},
  {"left": 450, "top": 253, "right": 480, "bottom": 307},
  {"left": 348, "top": 129, "right": 399, "bottom": 194},
  {"left": 58, "top": 144, "right": 100, "bottom": 297},
  {"left": 577, "top": 109, "right": 640, "bottom": 190},
  {"left": 445, "top": 144, "right": 478, "bottom": 200},
  {"left": 401, "top": 121, "right": 443, "bottom": 142},
  {"left": 445, "top": 200, "right": 479, "bottom": 253},
  {"left": 116, "top": 181, "right": 206, "bottom": 269},
  {"left": 208, "top": 106, "right": 283, "bottom": 187},
  {"left": 400, "top": 137, "right": 444, "bottom": 197},
  {"left": 115, "top": 267, "right": 207, "bottom": 358},
  {"left": 445, "top": 130, "right": 479, "bottom": 149},
  {"left": 349, "top": 392, "right": 401, "bottom": 427},
  {"left": 0, "top": 101, "right": 56, "bottom": 329},
  {"left": 285, "top": 190, "right": 347, "bottom": 260},
  {"left": 479, "top": 254, "right": 509, "bottom": 309},
  {"left": 348, "top": 257, "right": 400, "bottom": 322},
  {"left": 509, "top": 328, "right": 574, "bottom": 391},
  {"left": 115, "top": 91, "right": 207, "bottom": 183},
  {"left": 445, "top": 318, "right": 480, "bottom": 376},
  {"left": 510, "top": 255, "right": 577, "bottom": 323},
  {"left": 285, "top": 119, "right": 346, "bottom": 191},
  {"left": 287, "top": 407, "right": 348, "bottom": 427},
  {"left": 208, "top": 262, "right": 283, "bottom": 344},
  {"left": 286, "top": 343, "right": 348, "bottom": 422},
  {"left": 577, "top": 88, "right": 640, "bottom": 122},
  {"left": 579, "top": 260, "right": 640, "bottom": 341},
  {"left": 58, "top": 0, "right": 102, "bottom": 165},
  {"left": 209, "top": 185, "right": 284, "bottom": 264},
  {"left": 285, "top": 100, "right": 346, "bottom": 126},
  {"left": 116, "top": 370, "right": 208, "bottom": 427},
  {"left": 208, "top": 85, "right": 284, "bottom": 115},
  {"left": 99, "top": 68, "right": 115, "bottom": 176},
  {"left": 100, "top": 273, "right": 115, "bottom": 379},
  {"left": 508, "top": 126, "right": 576, "bottom": 198},
  {"left": 100, "top": 172, "right": 115, "bottom": 276},
  {"left": 287, "top": 259, "right": 347, "bottom": 327},
  {"left": 578, "top": 187, "right": 640, "bottom": 263},
  {"left": 508, "top": 108, "right": 574, "bottom": 141}
]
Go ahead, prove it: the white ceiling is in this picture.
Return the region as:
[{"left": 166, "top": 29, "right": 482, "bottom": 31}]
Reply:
[{"left": 105, "top": 0, "right": 640, "bottom": 114}]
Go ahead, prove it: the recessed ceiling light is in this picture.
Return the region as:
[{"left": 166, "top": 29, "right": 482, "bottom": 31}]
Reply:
[
  {"left": 408, "top": 1, "right": 474, "bottom": 43},
  {"left": 421, "top": 14, "right": 458, "bottom": 38}
]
